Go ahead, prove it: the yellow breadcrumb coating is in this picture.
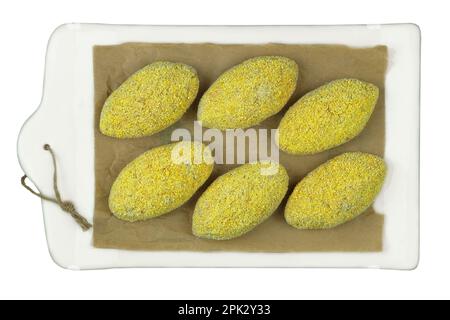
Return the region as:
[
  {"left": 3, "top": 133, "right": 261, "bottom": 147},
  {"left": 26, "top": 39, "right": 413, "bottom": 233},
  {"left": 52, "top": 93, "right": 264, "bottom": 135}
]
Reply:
[
  {"left": 192, "top": 162, "right": 289, "bottom": 240},
  {"left": 100, "top": 61, "right": 199, "bottom": 138},
  {"left": 278, "top": 79, "right": 379, "bottom": 154},
  {"left": 109, "top": 141, "right": 214, "bottom": 222},
  {"left": 285, "top": 152, "right": 386, "bottom": 229},
  {"left": 198, "top": 56, "right": 298, "bottom": 129}
]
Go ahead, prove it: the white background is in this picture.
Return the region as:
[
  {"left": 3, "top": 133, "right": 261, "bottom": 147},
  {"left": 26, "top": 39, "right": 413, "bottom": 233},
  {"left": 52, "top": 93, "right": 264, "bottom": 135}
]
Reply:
[{"left": 0, "top": 0, "right": 445, "bottom": 299}]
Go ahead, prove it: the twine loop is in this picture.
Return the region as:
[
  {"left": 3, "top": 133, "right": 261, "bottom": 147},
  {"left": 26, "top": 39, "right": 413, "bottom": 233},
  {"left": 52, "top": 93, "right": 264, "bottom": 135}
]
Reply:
[
  {"left": 61, "top": 201, "right": 75, "bottom": 213},
  {"left": 20, "top": 144, "right": 92, "bottom": 231}
]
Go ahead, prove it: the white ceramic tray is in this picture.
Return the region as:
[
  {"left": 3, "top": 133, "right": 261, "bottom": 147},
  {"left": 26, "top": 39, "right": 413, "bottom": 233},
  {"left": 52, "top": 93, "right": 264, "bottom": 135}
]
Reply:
[{"left": 17, "top": 24, "right": 420, "bottom": 270}]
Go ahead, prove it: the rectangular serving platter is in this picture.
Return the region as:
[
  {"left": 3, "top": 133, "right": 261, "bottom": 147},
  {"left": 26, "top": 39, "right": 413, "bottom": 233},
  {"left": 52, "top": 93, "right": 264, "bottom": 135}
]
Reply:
[{"left": 17, "top": 24, "right": 420, "bottom": 270}]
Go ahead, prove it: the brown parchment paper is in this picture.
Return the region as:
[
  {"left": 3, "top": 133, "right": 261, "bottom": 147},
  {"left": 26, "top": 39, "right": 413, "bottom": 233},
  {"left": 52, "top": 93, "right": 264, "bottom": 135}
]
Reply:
[{"left": 93, "top": 43, "right": 387, "bottom": 252}]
